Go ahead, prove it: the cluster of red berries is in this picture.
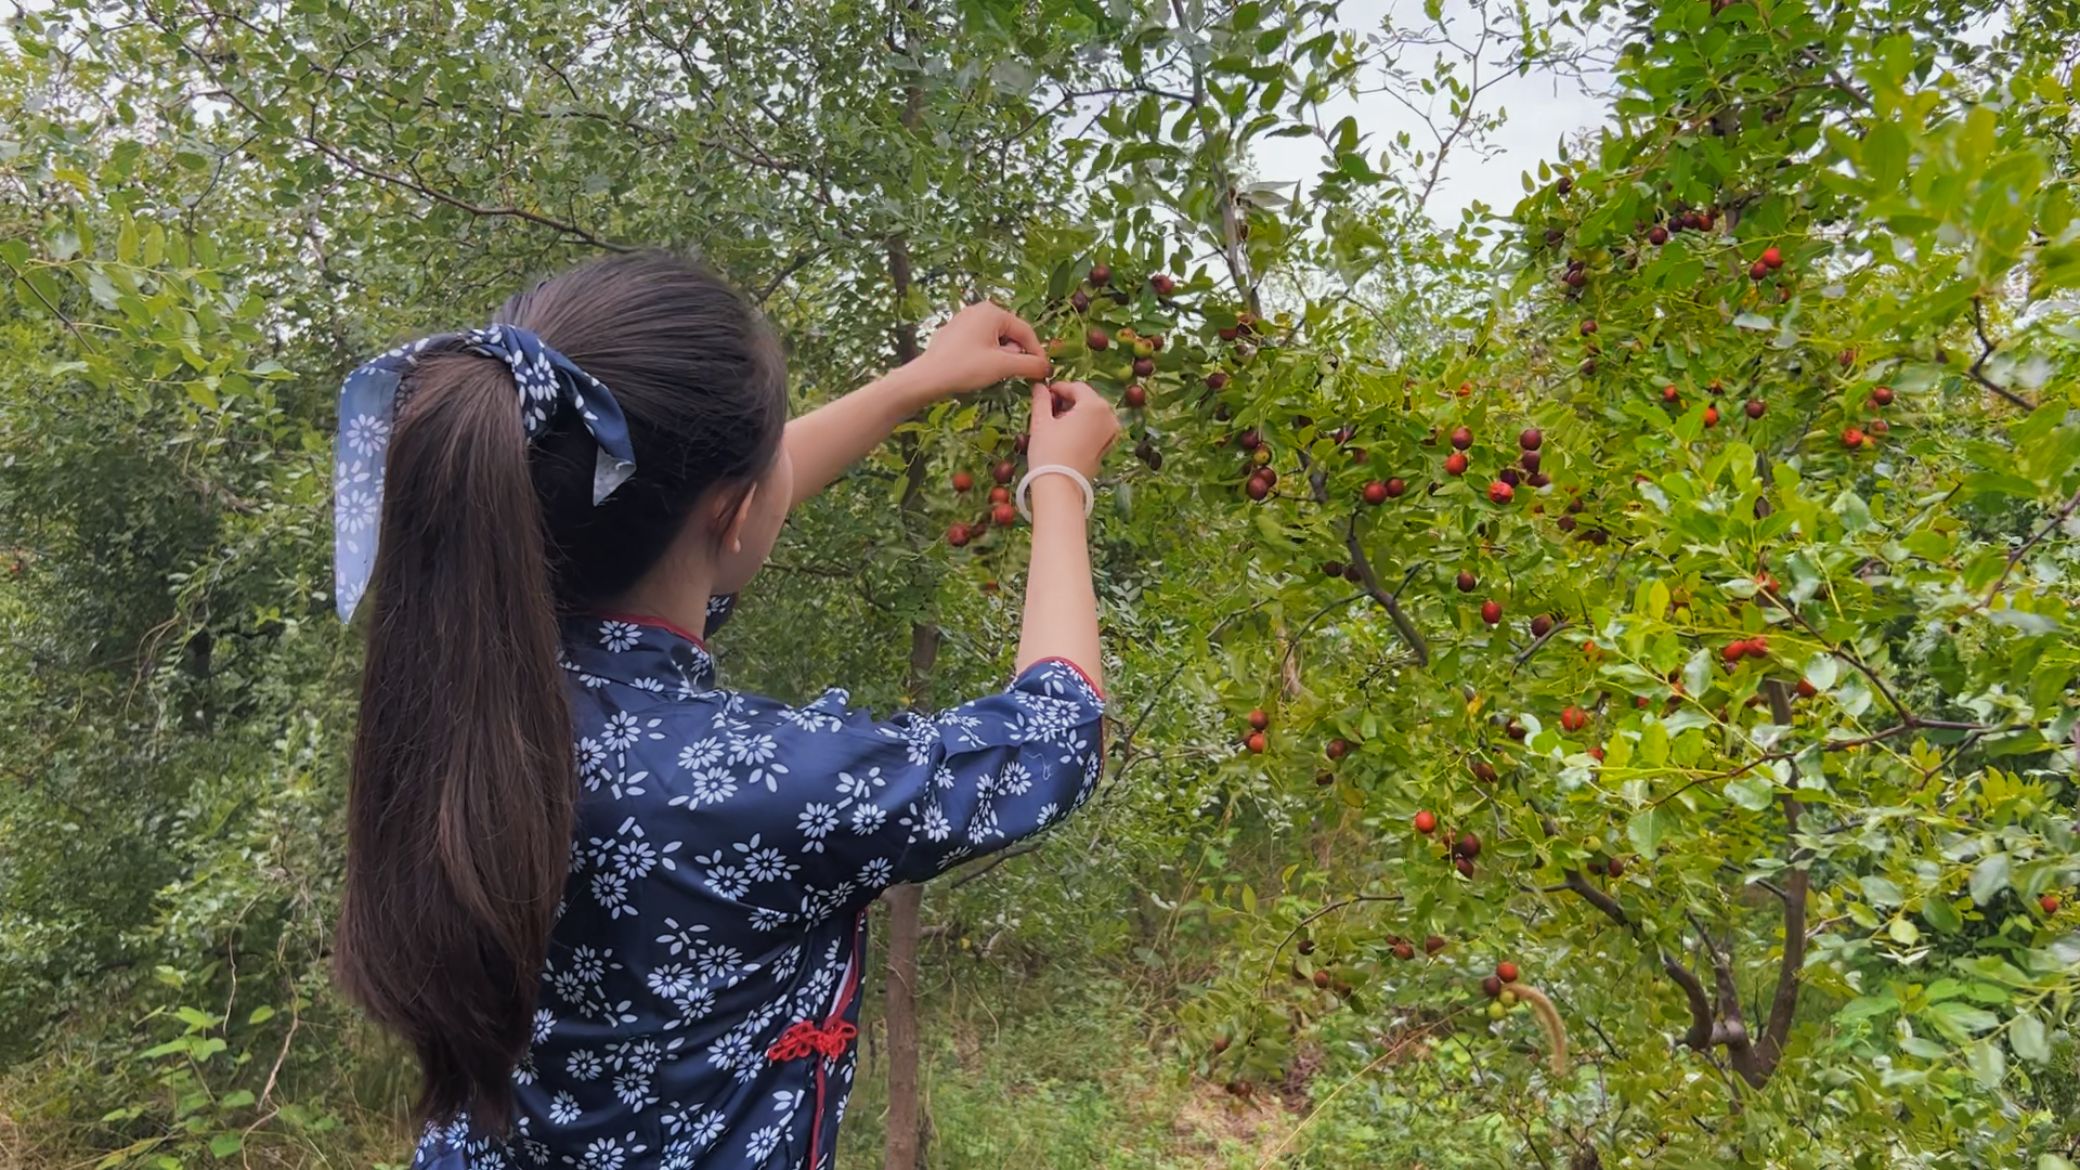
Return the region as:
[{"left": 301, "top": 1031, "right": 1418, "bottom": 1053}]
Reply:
[
  {"left": 1645, "top": 205, "right": 1716, "bottom": 247},
  {"left": 1242, "top": 707, "right": 1269, "bottom": 754},
  {"left": 1382, "top": 933, "right": 1449, "bottom": 961},
  {"left": 1843, "top": 385, "right": 1897, "bottom": 449},
  {"left": 1748, "top": 244, "right": 1787, "bottom": 282},
  {"left": 1721, "top": 636, "right": 1771, "bottom": 664},
  {"left": 944, "top": 456, "right": 1026, "bottom": 546}
]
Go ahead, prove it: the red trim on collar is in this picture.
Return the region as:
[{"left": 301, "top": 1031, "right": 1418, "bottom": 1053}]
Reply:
[{"left": 590, "top": 609, "right": 708, "bottom": 650}]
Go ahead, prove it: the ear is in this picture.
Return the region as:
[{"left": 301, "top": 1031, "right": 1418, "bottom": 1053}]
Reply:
[{"left": 718, "top": 482, "right": 759, "bottom": 555}]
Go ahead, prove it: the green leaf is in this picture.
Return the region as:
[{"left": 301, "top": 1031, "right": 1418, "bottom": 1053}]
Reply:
[
  {"left": 1639, "top": 720, "right": 1669, "bottom": 766},
  {"left": 1966, "top": 1037, "right": 2005, "bottom": 1088},
  {"left": 1682, "top": 649, "right": 1710, "bottom": 701},
  {"left": 209, "top": 1133, "right": 243, "bottom": 1158},
  {"left": 1969, "top": 853, "right": 2011, "bottom": 905},
  {"left": 1726, "top": 774, "right": 1773, "bottom": 811},
  {"left": 1922, "top": 896, "right": 1963, "bottom": 933},
  {"left": 1925, "top": 1000, "right": 1999, "bottom": 1041},
  {"left": 1862, "top": 120, "right": 1910, "bottom": 189},
  {"left": 1832, "top": 489, "right": 1872, "bottom": 533},
  {"left": 1987, "top": 608, "right": 2058, "bottom": 635},
  {"left": 2010, "top": 1010, "right": 2050, "bottom": 1063},
  {"left": 246, "top": 1005, "right": 275, "bottom": 1026},
  {"left": 1627, "top": 808, "right": 1666, "bottom": 856},
  {"left": 1835, "top": 994, "right": 1899, "bottom": 1024},
  {"left": 1860, "top": 875, "right": 1904, "bottom": 907}
]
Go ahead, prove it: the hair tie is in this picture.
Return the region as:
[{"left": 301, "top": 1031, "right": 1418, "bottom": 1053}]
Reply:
[{"left": 332, "top": 324, "right": 636, "bottom": 620}]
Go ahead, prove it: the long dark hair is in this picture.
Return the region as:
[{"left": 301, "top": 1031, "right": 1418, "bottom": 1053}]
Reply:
[{"left": 334, "top": 252, "right": 788, "bottom": 1130}]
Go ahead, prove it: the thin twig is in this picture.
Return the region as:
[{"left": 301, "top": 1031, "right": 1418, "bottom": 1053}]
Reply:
[
  {"left": 1967, "top": 297, "right": 2039, "bottom": 411},
  {"left": 1981, "top": 485, "right": 2080, "bottom": 605},
  {"left": 948, "top": 842, "right": 1043, "bottom": 889}
]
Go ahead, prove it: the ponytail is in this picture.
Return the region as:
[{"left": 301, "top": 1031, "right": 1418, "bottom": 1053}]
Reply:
[
  {"left": 332, "top": 251, "right": 789, "bottom": 1130},
  {"left": 335, "top": 353, "right": 575, "bottom": 1131}
]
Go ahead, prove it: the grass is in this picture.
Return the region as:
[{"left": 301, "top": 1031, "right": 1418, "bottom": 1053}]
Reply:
[
  {"left": 838, "top": 960, "right": 1296, "bottom": 1170},
  {"left": 0, "top": 939, "right": 1320, "bottom": 1170}
]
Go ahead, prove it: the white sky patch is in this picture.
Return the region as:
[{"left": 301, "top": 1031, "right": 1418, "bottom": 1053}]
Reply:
[{"left": 1248, "top": 0, "right": 1615, "bottom": 225}]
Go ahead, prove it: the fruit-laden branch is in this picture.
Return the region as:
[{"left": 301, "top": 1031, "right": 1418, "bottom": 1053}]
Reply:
[
  {"left": 1756, "top": 590, "right": 1916, "bottom": 724},
  {"left": 1259, "top": 893, "right": 1404, "bottom": 994},
  {"left": 1567, "top": 675, "right": 1812, "bottom": 1092},
  {"left": 1344, "top": 517, "right": 1431, "bottom": 666},
  {"left": 1510, "top": 617, "right": 1570, "bottom": 667}
]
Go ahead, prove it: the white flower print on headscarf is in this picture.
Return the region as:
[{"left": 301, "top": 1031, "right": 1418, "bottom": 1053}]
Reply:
[
  {"left": 330, "top": 326, "right": 635, "bottom": 623},
  {"left": 342, "top": 412, "right": 390, "bottom": 457}
]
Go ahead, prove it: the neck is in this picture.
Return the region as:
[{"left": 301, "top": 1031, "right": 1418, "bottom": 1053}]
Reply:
[{"left": 609, "top": 545, "right": 715, "bottom": 646}]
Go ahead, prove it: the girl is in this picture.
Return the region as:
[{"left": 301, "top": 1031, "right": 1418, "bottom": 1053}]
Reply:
[{"left": 332, "top": 251, "right": 1118, "bottom": 1169}]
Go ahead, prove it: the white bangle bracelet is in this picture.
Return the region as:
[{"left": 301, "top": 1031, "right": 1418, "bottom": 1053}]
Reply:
[{"left": 1015, "top": 464, "right": 1095, "bottom": 521}]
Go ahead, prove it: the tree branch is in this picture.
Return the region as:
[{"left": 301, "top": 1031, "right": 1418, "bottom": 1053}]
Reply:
[
  {"left": 1982, "top": 484, "right": 2080, "bottom": 605},
  {"left": 1511, "top": 617, "right": 1570, "bottom": 667},
  {"left": 1344, "top": 516, "right": 1430, "bottom": 666},
  {"left": 1967, "top": 296, "right": 2039, "bottom": 411},
  {"left": 1759, "top": 594, "right": 1914, "bottom": 724},
  {"left": 753, "top": 247, "right": 829, "bottom": 304},
  {"left": 1561, "top": 869, "right": 1630, "bottom": 930},
  {"left": 948, "top": 842, "right": 1042, "bottom": 889},
  {"left": 1662, "top": 952, "right": 1715, "bottom": 1052},
  {"left": 196, "top": 87, "right": 627, "bottom": 250}
]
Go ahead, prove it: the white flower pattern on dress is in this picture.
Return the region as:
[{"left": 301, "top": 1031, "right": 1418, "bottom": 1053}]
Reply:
[
  {"left": 598, "top": 621, "right": 642, "bottom": 652},
  {"left": 407, "top": 614, "right": 1104, "bottom": 1170}
]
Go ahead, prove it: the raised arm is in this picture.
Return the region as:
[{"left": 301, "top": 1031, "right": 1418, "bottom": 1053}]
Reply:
[
  {"left": 784, "top": 302, "right": 1050, "bottom": 508},
  {"left": 1013, "top": 380, "right": 1116, "bottom": 690}
]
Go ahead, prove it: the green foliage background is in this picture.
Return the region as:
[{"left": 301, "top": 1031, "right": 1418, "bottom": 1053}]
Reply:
[{"left": 3, "top": 0, "right": 2079, "bottom": 1166}]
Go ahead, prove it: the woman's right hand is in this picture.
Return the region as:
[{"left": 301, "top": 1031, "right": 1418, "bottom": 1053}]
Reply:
[{"left": 1025, "top": 381, "right": 1119, "bottom": 481}]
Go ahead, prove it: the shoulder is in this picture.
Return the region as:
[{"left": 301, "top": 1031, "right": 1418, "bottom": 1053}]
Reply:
[{"left": 572, "top": 682, "right": 896, "bottom": 748}]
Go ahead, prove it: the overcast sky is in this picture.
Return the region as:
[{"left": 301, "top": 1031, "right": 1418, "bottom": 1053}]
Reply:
[{"left": 1247, "top": 0, "right": 1616, "bottom": 225}]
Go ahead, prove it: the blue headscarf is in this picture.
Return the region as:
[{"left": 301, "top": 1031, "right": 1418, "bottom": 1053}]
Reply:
[{"left": 332, "top": 324, "right": 637, "bottom": 620}]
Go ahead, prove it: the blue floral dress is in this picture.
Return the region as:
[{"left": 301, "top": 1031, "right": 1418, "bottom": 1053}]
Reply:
[{"left": 411, "top": 597, "right": 1107, "bottom": 1169}]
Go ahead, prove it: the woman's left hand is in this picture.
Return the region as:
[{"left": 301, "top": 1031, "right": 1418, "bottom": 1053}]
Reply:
[{"left": 902, "top": 302, "right": 1051, "bottom": 401}]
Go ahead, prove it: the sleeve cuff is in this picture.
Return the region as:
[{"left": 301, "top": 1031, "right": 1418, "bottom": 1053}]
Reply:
[{"left": 1017, "top": 656, "right": 1105, "bottom": 701}]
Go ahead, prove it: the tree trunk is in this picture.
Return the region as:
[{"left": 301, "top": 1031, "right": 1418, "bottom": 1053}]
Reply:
[
  {"left": 882, "top": 46, "right": 932, "bottom": 1145},
  {"left": 883, "top": 11, "right": 934, "bottom": 1158},
  {"left": 882, "top": 621, "right": 937, "bottom": 1169},
  {"left": 880, "top": 878, "right": 926, "bottom": 1170}
]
